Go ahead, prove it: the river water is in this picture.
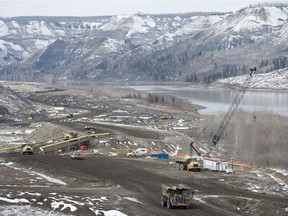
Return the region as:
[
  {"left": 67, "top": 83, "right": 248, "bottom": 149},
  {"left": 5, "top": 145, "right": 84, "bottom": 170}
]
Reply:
[{"left": 127, "top": 84, "right": 288, "bottom": 116}]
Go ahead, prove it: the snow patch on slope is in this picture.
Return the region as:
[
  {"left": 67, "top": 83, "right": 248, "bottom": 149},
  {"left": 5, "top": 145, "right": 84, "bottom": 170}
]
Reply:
[
  {"left": 102, "top": 38, "right": 123, "bottom": 53},
  {"left": 215, "top": 69, "right": 288, "bottom": 89},
  {"left": 25, "top": 21, "right": 54, "bottom": 37},
  {"left": 0, "top": 20, "right": 9, "bottom": 36},
  {"left": 176, "top": 15, "right": 225, "bottom": 35},
  {"left": 215, "top": 6, "right": 288, "bottom": 34},
  {"left": 100, "top": 15, "right": 155, "bottom": 37}
]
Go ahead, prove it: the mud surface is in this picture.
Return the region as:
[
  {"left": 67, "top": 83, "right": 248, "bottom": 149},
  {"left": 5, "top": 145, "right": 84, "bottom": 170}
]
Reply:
[
  {"left": 0, "top": 82, "right": 287, "bottom": 216},
  {"left": 1, "top": 153, "right": 288, "bottom": 216}
]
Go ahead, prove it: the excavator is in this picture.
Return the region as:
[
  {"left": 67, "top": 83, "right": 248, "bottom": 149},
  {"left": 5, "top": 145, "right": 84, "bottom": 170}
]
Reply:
[{"left": 190, "top": 67, "right": 256, "bottom": 157}]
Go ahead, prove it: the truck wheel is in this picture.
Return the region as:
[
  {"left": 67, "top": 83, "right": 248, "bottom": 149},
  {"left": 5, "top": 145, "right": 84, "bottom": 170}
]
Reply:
[
  {"left": 180, "top": 164, "right": 184, "bottom": 171},
  {"left": 166, "top": 199, "right": 172, "bottom": 209},
  {"left": 161, "top": 196, "right": 166, "bottom": 207}
]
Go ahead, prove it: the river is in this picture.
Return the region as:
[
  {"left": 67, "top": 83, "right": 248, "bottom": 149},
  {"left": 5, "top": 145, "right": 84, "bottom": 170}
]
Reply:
[{"left": 126, "top": 84, "right": 288, "bottom": 116}]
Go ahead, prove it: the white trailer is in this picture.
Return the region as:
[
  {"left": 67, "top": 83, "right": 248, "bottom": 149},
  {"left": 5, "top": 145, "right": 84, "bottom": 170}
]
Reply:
[{"left": 203, "top": 158, "right": 228, "bottom": 172}]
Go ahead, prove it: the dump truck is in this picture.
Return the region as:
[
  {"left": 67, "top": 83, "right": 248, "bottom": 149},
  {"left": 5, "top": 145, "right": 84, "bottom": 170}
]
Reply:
[
  {"left": 161, "top": 184, "right": 194, "bottom": 209},
  {"left": 21, "top": 144, "right": 33, "bottom": 155},
  {"left": 176, "top": 157, "right": 201, "bottom": 171}
]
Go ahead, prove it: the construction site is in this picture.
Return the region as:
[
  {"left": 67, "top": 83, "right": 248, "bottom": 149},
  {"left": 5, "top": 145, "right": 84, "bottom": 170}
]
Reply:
[{"left": 0, "top": 71, "right": 287, "bottom": 216}]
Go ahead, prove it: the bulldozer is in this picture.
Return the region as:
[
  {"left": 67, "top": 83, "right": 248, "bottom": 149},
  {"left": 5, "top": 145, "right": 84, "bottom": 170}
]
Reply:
[
  {"left": 66, "top": 113, "right": 74, "bottom": 118},
  {"left": 161, "top": 184, "right": 194, "bottom": 209},
  {"left": 63, "top": 132, "right": 78, "bottom": 140},
  {"left": 160, "top": 112, "right": 173, "bottom": 120}
]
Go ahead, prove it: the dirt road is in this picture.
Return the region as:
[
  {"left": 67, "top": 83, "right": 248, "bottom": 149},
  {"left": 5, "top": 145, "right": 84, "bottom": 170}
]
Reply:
[{"left": 1, "top": 153, "right": 287, "bottom": 216}]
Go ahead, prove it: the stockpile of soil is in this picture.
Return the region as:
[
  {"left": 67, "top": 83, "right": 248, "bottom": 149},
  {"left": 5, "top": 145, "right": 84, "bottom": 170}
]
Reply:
[{"left": 27, "top": 122, "right": 70, "bottom": 142}]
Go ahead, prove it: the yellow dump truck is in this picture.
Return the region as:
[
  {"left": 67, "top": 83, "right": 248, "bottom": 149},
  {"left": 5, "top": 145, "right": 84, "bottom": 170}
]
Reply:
[
  {"left": 21, "top": 144, "right": 33, "bottom": 155},
  {"left": 176, "top": 157, "right": 201, "bottom": 172},
  {"left": 161, "top": 184, "right": 194, "bottom": 209}
]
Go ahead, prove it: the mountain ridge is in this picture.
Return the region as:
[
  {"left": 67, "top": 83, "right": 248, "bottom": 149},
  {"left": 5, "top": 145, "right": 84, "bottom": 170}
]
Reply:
[{"left": 0, "top": 4, "right": 287, "bottom": 83}]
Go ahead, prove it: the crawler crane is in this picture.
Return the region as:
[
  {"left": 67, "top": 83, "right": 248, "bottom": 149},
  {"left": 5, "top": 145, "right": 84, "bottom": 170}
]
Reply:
[{"left": 190, "top": 67, "right": 256, "bottom": 157}]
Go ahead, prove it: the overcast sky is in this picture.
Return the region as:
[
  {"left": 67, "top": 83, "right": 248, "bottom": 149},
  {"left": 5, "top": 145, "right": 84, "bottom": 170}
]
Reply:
[{"left": 0, "top": 0, "right": 285, "bottom": 17}]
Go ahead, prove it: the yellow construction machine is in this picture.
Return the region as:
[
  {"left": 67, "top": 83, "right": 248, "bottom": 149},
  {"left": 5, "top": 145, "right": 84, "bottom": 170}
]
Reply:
[
  {"left": 63, "top": 132, "right": 78, "bottom": 140},
  {"left": 176, "top": 157, "right": 201, "bottom": 172},
  {"left": 160, "top": 113, "right": 173, "bottom": 120},
  {"left": 21, "top": 144, "right": 33, "bottom": 155},
  {"left": 161, "top": 184, "right": 194, "bottom": 209}
]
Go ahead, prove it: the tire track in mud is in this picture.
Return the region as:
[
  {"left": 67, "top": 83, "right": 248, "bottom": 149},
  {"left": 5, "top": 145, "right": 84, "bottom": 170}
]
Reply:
[{"left": 3, "top": 154, "right": 271, "bottom": 216}]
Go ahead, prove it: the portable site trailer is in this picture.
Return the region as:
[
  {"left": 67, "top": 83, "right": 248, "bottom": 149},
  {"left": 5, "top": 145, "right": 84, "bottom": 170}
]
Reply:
[{"left": 203, "top": 158, "right": 228, "bottom": 172}]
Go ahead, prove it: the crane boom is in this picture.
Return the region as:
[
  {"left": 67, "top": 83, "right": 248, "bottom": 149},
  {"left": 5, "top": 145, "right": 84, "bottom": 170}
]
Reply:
[
  {"left": 207, "top": 67, "right": 256, "bottom": 155},
  {"left": 190, "top": 67, "right": 256, "bottom": 157}
]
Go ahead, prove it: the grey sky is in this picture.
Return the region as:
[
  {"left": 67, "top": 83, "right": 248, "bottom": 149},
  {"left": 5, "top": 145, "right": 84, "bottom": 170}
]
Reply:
[{"left": 0, "top": 0, "right": 285, "bottom": 17}]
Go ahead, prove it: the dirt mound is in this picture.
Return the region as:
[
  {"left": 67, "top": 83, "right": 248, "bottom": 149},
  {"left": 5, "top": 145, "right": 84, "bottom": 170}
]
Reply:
[{"left": 27, "top": 122, "right": 70, "bottom": 142}]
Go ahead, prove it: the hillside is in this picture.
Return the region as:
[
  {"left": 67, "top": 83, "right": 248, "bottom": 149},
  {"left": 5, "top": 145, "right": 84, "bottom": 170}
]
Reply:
[
  {"left": 0, "top": 4, "right": 288, "bottom": 84},
  {"left": 214, "top": 69, "right": 288, "bottom": 90},
  {"left": 0, "top": 82, "right": 51, "bottom": 122}
]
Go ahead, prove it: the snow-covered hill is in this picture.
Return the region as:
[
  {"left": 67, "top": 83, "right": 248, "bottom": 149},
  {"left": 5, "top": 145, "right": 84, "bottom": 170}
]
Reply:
[
  {"left": 0, "top": 4, "right": 288, "bottom": 85},
  {"left": 0, "top": 12, "right": 226, "bottom": 81},
  {"left": 0, "top": 13, "right": 224, "bottom": 68},
  {"left": 214, "top": 69, "right": 288, "bottom": 90},
  {"left": 216, "top": 6, "right": 288, "bottom": 33}
]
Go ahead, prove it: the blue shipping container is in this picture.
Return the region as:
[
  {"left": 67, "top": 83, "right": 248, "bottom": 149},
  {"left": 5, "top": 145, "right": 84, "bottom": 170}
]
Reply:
[{"left": 149, "top": 153, "right": 169, "bottom": 159}]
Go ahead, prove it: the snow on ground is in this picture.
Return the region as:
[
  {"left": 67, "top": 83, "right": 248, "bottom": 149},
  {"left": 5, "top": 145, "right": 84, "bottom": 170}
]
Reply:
[
  {"left": 0, "top": 160, "right": 67, "bottom": 186},
  {"left": 0, "top": 192, "right": 130, "bottom": 216},
  {"left": 0, "top": 197, "right": 30, "bottom": 204},
  {"left": 123, "top": 197, "right": 143, "bottom": 204},
  {"left": 274, "top": 169, "right": 288, "bottom": 176},
  {"left": 32, "top": 171, "right": 67, "bottom": 186},
  {"left": 51, "top": 200, "right": 77, "bottom": 212},
  {"left": 193, "top": 196, "right": 206, "bottom": 203},
  {"left": 214, "top": 69, "right": 288, "bottom": 89},
  {"left": 0, "top": 159, "right": 138, "bottom": 216},
  {"left": 268, "top": 174, "right": 288, "bottom": 191},
  {"left": 0, "top": 206, "right": 67, "bottom": 216},
  {"left": 244, "top": 169, "right": 288, "bottom": 194},
  {"left": 0, "top": 129, "right": 36, "bottom": 146},
  {"left": 0, "top": 191, "right": 135, "bottom": 216},
  {"left": 90, "top": 209, "right": 127, "bottom": 216}
]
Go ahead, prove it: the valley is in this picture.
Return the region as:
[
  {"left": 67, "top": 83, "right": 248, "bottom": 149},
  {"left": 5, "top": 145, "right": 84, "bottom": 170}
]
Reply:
[{"left": 0, "top": 4, "right": 288, "bottom": 215}]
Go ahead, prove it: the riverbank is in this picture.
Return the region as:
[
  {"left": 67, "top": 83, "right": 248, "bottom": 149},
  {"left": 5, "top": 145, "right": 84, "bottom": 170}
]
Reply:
[{"left": 213, "top": 69, "right": 288, "bottom": 91}]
